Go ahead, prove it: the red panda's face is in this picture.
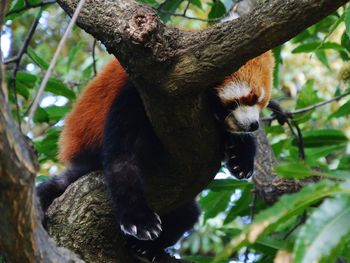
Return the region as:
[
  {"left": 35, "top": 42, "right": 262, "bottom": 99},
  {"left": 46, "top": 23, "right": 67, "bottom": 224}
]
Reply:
[
  {"left": 215, "top": 52, "right": 274, "bottom": 133},
  {"left": 216, "top": 82, "right": 269, "bottom": 133}
]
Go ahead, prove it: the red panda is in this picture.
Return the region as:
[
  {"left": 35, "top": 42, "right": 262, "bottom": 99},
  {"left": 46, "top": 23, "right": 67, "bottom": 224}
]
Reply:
[{"left": 37, "top": 51, "right": 274, "bottom": 258}]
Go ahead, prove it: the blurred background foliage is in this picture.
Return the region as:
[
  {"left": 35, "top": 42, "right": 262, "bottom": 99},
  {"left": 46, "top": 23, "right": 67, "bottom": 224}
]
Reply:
[{"left": 1, "top": 0, "right": 350, "bottom": 262}]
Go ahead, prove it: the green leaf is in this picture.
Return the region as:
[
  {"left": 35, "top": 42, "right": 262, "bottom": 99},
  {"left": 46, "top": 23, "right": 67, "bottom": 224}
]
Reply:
[
  {"left": 16, "top": 72, "right": 38, "bottom": 89},
  {"left": 305, "top": 144, "right": 346, "bottom": 161},
  {"left": 184, "top": 255, "right": 226, "bottom": 263},
  {"left": 292, "top": 42, "right": 345, "bottom": 54},
  {"left": 27, "top": 47, "right": 49, "bottom": 70},
  {"left": 191, "top": 0, "right": 202, "bottom": 10},
  {"left": 215, "top": 180, "right": 350, "bottom": 262},
  {"left": 293, "top": 195, "right": 350, "bottom": 263},
  {"left": 315, "top": 14, "right": 341, "bottom": 33},
  {"left": 137, "top": 0, "right": 159, "bottom": 6},
  {"left": 34, "top": 106, "right": 70, "bottom": 123},
  {"left": 34, "top": 107, "right": 49, "bottom": 123},
  {"left": 328, "top": 99, "right": 350, "bottom": 119},
  {"left": 67, "top": 41, "right": 85, "bottom": 72},
  {"left": 208, "top": 0, "right": 226, "bottom": 20},
  {"left": 341, "top": 31, "right": 350, "bottom": 54},
  {"left": 34, "top": 128, "right": 61, "bottom": 162},
  {"left": 292, "top": 129, "right": 348, "bottom": 148},
  {"left": 315, "top": 50, "right": 330, "bottom": 68},
  {"left": 45, "top": 105, "right": 70, "bottom": 122},
  {"left": 345, "top": 6, "right": 350, "bottom": 39},
  {"left": 5, "top": 0, "right": 25, "bottom": 20},
  {"left": 15, "top": 81, "right": 30, "bottom": 100},
  {"left": 207, "top": 179, "right": 251, "bottom": 191},
  {"left": 338, "top": 155, "right": 350, "bottom": 170},
  {"left": 46, "top": 78, "right": 76, "bottom": 100},
  {"left": 275, "top": 162, "right": 313, "bottom": 179},
  {"left": 272, "top": 45, "right": 283, "bottom": 89},
  {"left": 294, "top": 80, "right": 321, "bottom": 123},
  {"left": 224, "top": 185, "right": 253, "bottom": 224},
  {"left": 200, "top": 191, "right": 231, "bottom": 221},
  {"left": 157, "top": 0, "right": 184, "bottom": 23},
  {"left": 271, "top": 139, "right": 288, "bottom": 157}
]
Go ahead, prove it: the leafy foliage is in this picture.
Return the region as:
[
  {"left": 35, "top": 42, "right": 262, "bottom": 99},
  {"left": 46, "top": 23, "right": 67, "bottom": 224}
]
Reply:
[{"left": 2, "top": 1, "right": 350, "bottom": 263}]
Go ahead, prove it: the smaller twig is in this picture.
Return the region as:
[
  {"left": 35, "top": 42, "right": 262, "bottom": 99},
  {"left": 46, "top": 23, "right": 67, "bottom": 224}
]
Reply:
[
  {"left": 243, "top": 189, "right": 257, "bottom": 263},
  {"left": 183, "top": 0, "right": 191, "bottom": 16},
  {"left": 26, "top": 0, "right": 86, "bottom": 132},
  {"left": 292, "top": 90, "right": 350, "bottom": 115},
  {"left": 156, "top": 0, "right": 171, "bottom": 11},
  {"left": 6, "top": 0, "right": 56, "bottom": 17},
  {"left": 4, "top": 11, "right": 42, "bottom": 66},
  {"left": 283, "top": 211, "right": 307, "bottom": 240},
  {"left": 155, "top": 8, "right": 225, "bottom": 22},
  {"left": 8, "top": 11, "right": 42, "bottom": 131},
  {"left": 0, "top": 0, "right": 9, "bottom": 101},
  {"left": 92, "top": 39, "right": 97, "bottom": 76},
  {"left": 261, "top": 90, "right": 350, "bottom": 123},
  {"left": 292, "top": 120, "right": 305, "bottom": 160}
]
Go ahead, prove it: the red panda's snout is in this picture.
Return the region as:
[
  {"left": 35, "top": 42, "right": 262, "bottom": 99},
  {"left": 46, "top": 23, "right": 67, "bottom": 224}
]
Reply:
[
  {"left": 225, "top": 105, "right": 260, "bottom": 133},
  {"left": 216, "top": 82, "right": 269, "bottom": 133}
]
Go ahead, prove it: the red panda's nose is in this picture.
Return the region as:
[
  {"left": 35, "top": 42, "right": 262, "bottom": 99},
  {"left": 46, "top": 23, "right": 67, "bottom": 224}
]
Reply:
[{"left": 248, "top": 121, "right": 259, "bottom": 132}]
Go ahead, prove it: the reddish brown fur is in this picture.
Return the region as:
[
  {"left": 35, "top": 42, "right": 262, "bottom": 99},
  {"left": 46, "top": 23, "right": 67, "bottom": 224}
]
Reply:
[
  {"left": 59, "top": 52, "right": 274, "bottom": 164},
  {"left": 59, "top": 59, "right": 128, "bottom": 163},
  {"left": 217, "top": 51, "right": 274, "bottom": 108}
]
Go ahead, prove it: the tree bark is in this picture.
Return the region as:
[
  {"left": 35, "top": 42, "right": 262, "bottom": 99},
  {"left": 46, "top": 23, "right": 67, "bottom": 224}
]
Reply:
[{"left": 0, "top": 89, "right": 83, "bottom": 262}]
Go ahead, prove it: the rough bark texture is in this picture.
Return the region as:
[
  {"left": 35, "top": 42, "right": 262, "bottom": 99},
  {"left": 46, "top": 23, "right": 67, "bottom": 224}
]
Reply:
[
  {"left": 0, "top": 90, "right": 83, "bottom": 262},
  {"left": 46, "top": 173, "right": 192, "bottom": 263},
  {"left": 253, "top": 129, "right": 319, "bottom": 203}
]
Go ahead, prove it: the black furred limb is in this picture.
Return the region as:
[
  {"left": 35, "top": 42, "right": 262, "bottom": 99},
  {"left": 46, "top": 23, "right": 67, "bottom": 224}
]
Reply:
[
  {"left": 102, "top": 80, "right": 200, "bottom": 252},
  {"left": 266, "top": 100, "right": 305, "bottom": 159},
  {"left": 267, "top": 100, "right": 291, "bottom": 125},
  {"left": 225, "top": 132, "right": 256, "bottom": 179},
  {"left": 103, "top": 80, "right": 199, "bottom": 247},
  {"left": 128, "top": 201, "right": 200, "bottom": 260}
]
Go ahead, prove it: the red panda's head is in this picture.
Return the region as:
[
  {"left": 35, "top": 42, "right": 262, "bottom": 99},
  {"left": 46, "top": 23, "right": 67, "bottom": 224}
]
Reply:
[{"left": 215, "top": 51, "right": 274, "bottom": 133}]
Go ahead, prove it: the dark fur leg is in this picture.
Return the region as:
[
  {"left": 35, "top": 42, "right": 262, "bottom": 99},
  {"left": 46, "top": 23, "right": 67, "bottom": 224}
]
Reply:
[
  {"left": 36, "top": 165, "right": 89, "bottom": 213},
  {"left": 225, "top": 132, "right": 256, "bottom": 179},
  {"left": 103, "top": 80, "right": 165, "bottom": 241},
  {"left": 104, "top": 158, "right": 162, "bottom": 241},
  {"left": 127, "top": 201, "right": 200, "bottom": 260}
]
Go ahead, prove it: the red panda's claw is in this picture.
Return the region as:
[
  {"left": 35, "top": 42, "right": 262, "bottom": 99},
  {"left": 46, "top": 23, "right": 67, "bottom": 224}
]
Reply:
[{"left": 120, "top": 211, "right": 162, "bottom": 240}]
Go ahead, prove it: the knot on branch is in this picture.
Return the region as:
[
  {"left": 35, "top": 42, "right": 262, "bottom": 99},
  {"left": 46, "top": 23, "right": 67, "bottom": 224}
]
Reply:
[{"left": 127, "top": 13, "right": 157, "bottom": 43}]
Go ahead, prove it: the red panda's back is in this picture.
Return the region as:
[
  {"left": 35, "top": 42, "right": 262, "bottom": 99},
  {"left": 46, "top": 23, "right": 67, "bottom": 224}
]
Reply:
[{"left": 59, "top": 59, "right": 128, "bottom": 164}]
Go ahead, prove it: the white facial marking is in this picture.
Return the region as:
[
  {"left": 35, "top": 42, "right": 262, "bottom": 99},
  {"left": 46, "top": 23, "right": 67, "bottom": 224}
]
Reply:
[
  {"left": 233, "top": 105, "right": 259, "bottom": 129},
  {"left": 218, "top": 82, "right": 250, "bottom": 102},
  {"left": 258, "top": 88, "right": 265, "bottom": 103}
]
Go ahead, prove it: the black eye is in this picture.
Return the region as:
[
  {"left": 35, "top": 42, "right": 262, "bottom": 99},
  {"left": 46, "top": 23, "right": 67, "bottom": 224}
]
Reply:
[
  {"left": 227, "top": 100, "right": 239, "bottom": 110},
  {"left": 251, "top": 94, "right": 258, "bottom": 105}
]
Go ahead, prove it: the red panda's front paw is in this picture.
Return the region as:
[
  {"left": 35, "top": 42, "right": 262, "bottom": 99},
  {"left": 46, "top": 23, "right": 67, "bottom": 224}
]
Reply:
[
  {"left": 120, "top": 208, "right": 162, "bottom": 240},
  {"left": 226, "top": 152, "right": 254, "bottom": 179}
]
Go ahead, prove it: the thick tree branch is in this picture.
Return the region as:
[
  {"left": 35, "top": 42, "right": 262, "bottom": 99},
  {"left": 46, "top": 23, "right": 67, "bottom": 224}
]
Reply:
[
  {"left": 0, "top": 72, "right": 83, "bottom": 262},
  {"left": 46, "top": 173, "right": 193, "bottom": 263},
  {"left": 57, "top": 0, "right": 348, "bottom": 93}
]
